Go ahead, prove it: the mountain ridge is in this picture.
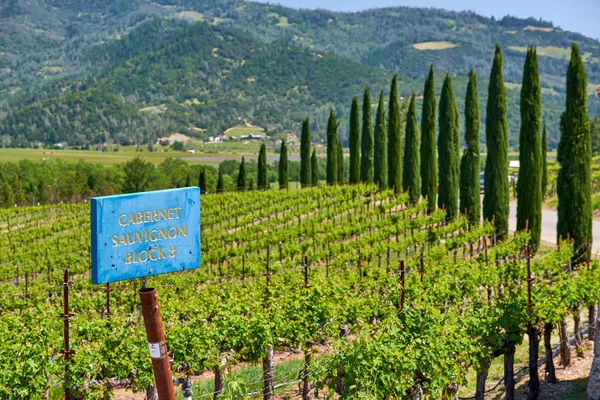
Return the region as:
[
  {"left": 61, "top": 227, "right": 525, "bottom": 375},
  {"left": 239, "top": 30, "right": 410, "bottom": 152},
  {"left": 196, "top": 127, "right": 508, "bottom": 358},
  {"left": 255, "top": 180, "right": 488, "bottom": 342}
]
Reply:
[{"left": 0, "top": 0, "right": 599, "bottom": 149}]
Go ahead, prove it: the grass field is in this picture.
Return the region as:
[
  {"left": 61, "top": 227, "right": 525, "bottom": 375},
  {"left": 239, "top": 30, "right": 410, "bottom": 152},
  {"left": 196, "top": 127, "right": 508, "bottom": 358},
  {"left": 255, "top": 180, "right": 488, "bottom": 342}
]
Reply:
[
  {"left": 223, "top": 125, "right": 265, "bottom": 138},
  {"left": 509, "top": 46, "right": 593, "bottom": 62},
  {"left": 0, "top": 148, "right": 255, "bottom": 166},
  {"left": 413, "top": 41, "right": 458, "bottom": 50},
  {"left": 174, "top": 11, "right": 205, "bottom": 21},
  {"left": 267, "top": 12, "right": 292, "bottom": 27},
  {"left": 504, "top": 82, "right": 559, "bottom": 96},
  {"left": 523, "top": 25, "right": 554, "bottom": 32}
]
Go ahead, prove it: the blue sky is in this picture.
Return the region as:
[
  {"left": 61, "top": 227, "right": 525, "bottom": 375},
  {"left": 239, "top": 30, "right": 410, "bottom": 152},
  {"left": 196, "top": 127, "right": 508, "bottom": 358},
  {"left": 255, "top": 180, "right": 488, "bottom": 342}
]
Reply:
[{"left": 257, "top": 0, "right": 599, "bottom": 40}]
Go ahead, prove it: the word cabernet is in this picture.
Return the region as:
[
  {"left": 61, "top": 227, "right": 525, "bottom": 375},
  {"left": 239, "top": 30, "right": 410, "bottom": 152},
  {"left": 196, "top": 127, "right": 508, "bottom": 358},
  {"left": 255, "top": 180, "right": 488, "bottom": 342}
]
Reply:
[
  {"left": 118, "top": 207, "right": 182, "bottom": 226},
  {"left": 111, "top": 207, "right": 187, "bottom": 265}
]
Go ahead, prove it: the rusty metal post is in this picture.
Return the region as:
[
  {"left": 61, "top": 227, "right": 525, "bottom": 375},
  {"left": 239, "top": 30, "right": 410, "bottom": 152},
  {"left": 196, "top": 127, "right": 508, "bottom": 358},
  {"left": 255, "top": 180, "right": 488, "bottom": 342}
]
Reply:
[
  {"left": 419, "top": 246, "right": 424, "bottom": 283},
  {"left": 139, "top": 288, "right": 175, "bottom": 400},
  {"left": 399, "top": 260, "right": 405, "bottom": 310},
  {"left": 61, "top": 269, "right": 75, "bottom": 400},
  {"left": 104, "top": 283, "right": 112, "bottom": 316},
  {"left": 526, "top": 245, "right": 533, "bottom": 316}
]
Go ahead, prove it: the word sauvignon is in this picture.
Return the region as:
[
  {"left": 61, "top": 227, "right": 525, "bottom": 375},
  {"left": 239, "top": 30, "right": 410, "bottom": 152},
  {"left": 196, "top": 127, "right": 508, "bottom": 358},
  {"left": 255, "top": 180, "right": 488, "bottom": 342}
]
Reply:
[{"left": 111, "top": 207, "right": 188, "bottom": 264}]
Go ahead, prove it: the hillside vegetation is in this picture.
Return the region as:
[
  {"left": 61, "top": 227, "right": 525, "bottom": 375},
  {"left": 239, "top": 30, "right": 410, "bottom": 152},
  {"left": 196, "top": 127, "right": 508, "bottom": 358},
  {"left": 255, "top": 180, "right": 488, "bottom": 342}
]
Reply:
[{"left": 0, "top": 0, "right": 599, "bottom": 148}]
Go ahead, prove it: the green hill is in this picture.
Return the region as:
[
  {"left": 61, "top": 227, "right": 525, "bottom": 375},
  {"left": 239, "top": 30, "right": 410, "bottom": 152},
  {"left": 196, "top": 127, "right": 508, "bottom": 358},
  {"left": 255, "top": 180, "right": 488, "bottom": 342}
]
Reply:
[{"left": 1, "top": 20, "right": 392, "bottom": 144}]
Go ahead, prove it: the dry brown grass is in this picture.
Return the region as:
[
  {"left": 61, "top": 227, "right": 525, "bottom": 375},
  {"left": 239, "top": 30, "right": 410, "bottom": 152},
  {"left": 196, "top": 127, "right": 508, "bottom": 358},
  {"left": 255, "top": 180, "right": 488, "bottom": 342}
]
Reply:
[
  {"left": 523, "top": 25, "right": 554, "bottom": 32},
  {"left": 413, "top": 41, "right": 458, "bottom": 50}
]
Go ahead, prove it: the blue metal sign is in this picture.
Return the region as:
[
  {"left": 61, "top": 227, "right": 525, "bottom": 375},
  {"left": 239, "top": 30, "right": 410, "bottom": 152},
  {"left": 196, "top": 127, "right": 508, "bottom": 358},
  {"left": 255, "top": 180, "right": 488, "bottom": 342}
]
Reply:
[{"left": 91, "top": 187, "right": 200, "bottom": 284}]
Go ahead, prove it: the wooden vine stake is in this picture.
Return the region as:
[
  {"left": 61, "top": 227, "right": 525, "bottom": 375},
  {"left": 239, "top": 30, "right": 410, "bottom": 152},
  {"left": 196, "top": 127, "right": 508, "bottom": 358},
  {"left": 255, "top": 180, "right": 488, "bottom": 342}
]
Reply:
[
  {"left": 263, "top": 345, "right": 274, "bottom": 400},
  {"left": 265, "top": 245, "right": 271, "bottom": 308},
  {"left": 419, "top": 245, "right": 425, "bottom": 283},
  {"left": 525, "top": 241, "right": 540, "bottom": 399},
  {"left": 60, "top": 269, "right": 75, "bottom": 400},
  {"left": 398, "top": 260, "right": 405, "bottom": 311},
  {"left": 304, "top": 254, "right": 309, "bottom": 289}
]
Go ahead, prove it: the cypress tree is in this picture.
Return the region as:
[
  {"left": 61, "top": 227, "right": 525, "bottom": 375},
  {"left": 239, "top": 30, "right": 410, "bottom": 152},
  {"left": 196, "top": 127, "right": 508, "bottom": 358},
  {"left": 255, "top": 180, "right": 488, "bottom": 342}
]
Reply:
[
  {"left": 300, "top": 118, "right": 312, "bottom": 187},
  {"left": 349, "top": 97, "right": 361, "bottom": 184},
  {"left": 185, "top": 174, "right": 191, "bottom": 187},
  {"left": 402, "top": 93, "right": 421, "bottom": 204},
  {"left": 459, "top": 69, "right": 481, "bottom": 227},
  {"left": 483, "top": 44, "right": 510, "bottom": 239},
  {"left": 258, "top": 143, "right": 268, "bottom": 190},
  {"left": 517, "top": 48, "right": 543, "bottom": 250},
  {"left": 279, "top": 140, "right": 289, "bottom": 189},
  {"left": 326, "top": 111, "right": 338, "bottom": 185},
  {"left": 237, "top": 156, "right": 247, "bottom": 191},
  {"left": 199, "top": 169, "right": 207, "bottom": 194},
  {"left": 400, "top": 98, "right": 409, "bottom": 170},
  {"left": 248, "top": 177, "right": 255, "bottom": 191},
  {"left": 311, "top": 149, "right": 319, "bottom": 186},
  {"left": 541, "top": 122, "right": 548, "bottom": 199},
  {"left": 421, "top": 65, "right": 437, "bottom": 212},
  {"left": 216, "top": 168, "right": 224, "bottom": 193},
  {"left": 388, "top": 74, "right": 402, "bottom": 193},
  {"left": 360, "top": 87, "right": 374, "bottom": 183},
  {"left": 438, "top": 74, "right": 461, "bottom": 221},
  {"left": 337, "top": 141, "right": 344, "bottom": 184},
  {"left": 374, "top": 90, "right": 387, "bottom": 189},
  {"left": 557, "top": 43, "right": 592, "bottom": 254}
]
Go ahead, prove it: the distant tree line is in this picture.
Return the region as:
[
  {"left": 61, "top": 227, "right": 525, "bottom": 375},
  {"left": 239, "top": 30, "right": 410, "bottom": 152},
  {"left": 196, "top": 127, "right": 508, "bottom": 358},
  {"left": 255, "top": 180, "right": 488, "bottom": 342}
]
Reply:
[{"left": 0, "top": 155, "right": 335, "bottom": 207}]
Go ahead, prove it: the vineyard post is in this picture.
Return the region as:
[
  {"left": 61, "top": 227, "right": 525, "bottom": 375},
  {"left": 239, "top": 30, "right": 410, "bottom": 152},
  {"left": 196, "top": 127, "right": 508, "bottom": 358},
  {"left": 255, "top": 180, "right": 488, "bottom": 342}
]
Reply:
[
  {"left": 132, "top": 279, "right": 138, "bottom": 313},
  {"left": 525, "top": 243, "right": 540, "bottom": 399},
  {"left": 398, "top": 260, "right": 405, "bottom": 310},
  {"left": 304, "top": 254, "right": 309, "bottom": 288},
  {"left": 263, "top": 345, "right": 275, "bottom": 400},
  {"left": 265, "top": 245, "right": 270, "bottom": 307},
  {"left": 47, "top": 259, "right": 52, "bottom": 299},
  {"left": 484, "top": 236, "right": 488, "bottom": 265},
  {"left": 419, "top": 246, "right": 424, "bottom": 283},
  {"left": 492, "top": 215, "right": 496, "bottom": 246},
  {"left": 218, "top": 257, "right": 223, "bottom": 282},
  {"left": 105, "top": 283, "right": 112, "bottom": 317},
  {"left": 242, "top": 253, "right": 245, "bottom": 283},
  {"left": 386, "top": 245, "right": 390, "bottom": 272},
  {"left": 139, "top": 288, "right": 176, "bottom": 400},
  {"left": 61, "top": 269, "right": 74, "bottom": 400},
  {"left": 25, "top": 271, "right": 28, "bottom": 303},
  {"left": 102, "top": 282, "right": 112, "bottom": 399},
  {"left": 586, "top": 237, "right": 591, "bottom": 269}
]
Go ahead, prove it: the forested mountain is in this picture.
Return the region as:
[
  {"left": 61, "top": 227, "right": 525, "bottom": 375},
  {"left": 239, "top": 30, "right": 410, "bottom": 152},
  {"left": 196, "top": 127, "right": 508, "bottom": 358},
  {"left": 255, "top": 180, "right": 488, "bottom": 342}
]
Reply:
[
  {"left": 1, "top": 0, "right": 599, "bottom": 148},
  {"left": 1, "top": 20, "right": 391, "bottom": 145}
]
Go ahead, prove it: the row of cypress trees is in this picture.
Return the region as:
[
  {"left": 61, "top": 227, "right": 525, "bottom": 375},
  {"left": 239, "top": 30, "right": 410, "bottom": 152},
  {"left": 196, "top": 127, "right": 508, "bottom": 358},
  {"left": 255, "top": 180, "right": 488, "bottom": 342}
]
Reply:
[
  {"left": 234, "top": 143, "right": 272, "bottom": 191},
  {"left": 233, "top": 119, "right": 319, "bottom": 192},
  {"left": 505, "top": 41, "right": 590, "bottom": 255},
  {"left": 306, "top": 43, "right": 591, "bottom": 253},
  {"left": 312, "top": 68, "right": 472, "bottom": 221},
  {"left": 230, "top": 42, "right": 591, "bottom": 256}
]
